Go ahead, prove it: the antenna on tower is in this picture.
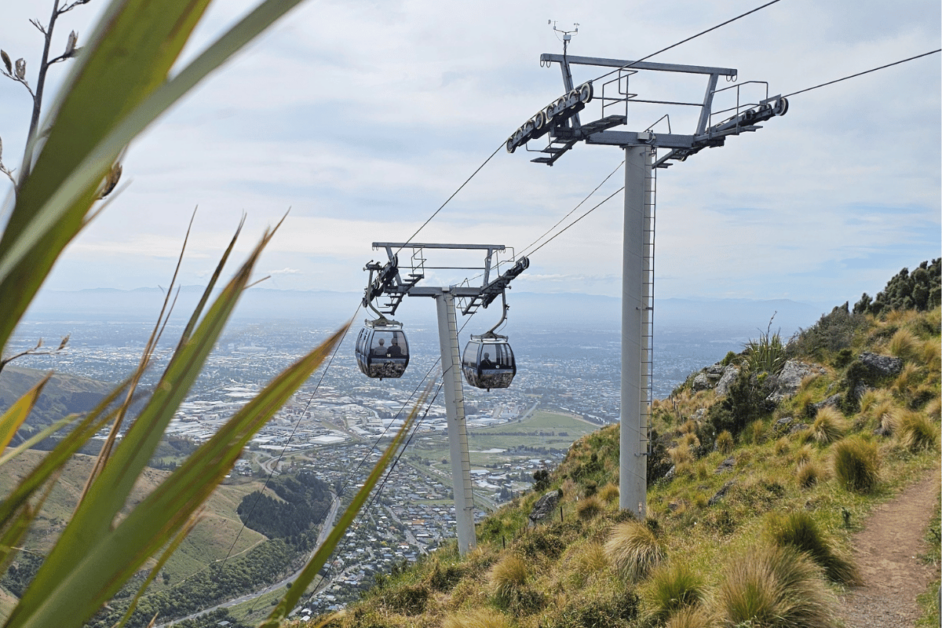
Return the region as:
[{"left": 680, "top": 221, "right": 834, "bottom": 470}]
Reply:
[{"left": 549, "top": 20, "right": 579, "bottom": 56}]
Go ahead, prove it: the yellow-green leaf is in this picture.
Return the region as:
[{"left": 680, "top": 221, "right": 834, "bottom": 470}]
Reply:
[{"left": 0, "top": 373, "right": 50, "bottom": 453}]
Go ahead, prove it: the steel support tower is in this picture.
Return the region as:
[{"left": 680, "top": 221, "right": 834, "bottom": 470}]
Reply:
[
  {"left": 507, "top": 52, "right": 788, "bottom": 516},
  {"left": 364, "top": 243, "right": 528, "bottom": 554}
]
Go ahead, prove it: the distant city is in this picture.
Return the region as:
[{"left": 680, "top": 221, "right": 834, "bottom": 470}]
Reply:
[{"left": 7, "top": 297, "right": 824, "bottom": 613}]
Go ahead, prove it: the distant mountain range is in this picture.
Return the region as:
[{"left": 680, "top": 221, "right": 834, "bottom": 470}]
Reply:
[{"left": 25, "top": 287, "right": 828, "bottom": 337}]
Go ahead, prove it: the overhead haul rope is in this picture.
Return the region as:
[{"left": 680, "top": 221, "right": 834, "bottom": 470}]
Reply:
[
  {"left": 517, "top": 160, "right": 624, "bottom": 260},
  {"left": 307, "top": 312, "right": 478, "bottom": 601},
  {"left": 221, "top": 303, "right": 362, "bottom": 565},
  {"left": 396, "top": 142, "right": 505, "bottom": 255},
  {"left": 588, "top": 0, "right": 783, "bottom": 83},
  {"left": 784, "top": 49, "right": 941, "bottom": 98}
]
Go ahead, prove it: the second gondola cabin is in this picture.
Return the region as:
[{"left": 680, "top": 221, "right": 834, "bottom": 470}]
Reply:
[
  {"left": 461, "top": 335, "right": 516, "bottom": 391},
  {"left": 356, "top": 319, "right": 409, "bottom": 379}
]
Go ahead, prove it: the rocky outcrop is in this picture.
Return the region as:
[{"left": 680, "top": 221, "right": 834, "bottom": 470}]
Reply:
[
  {"left": 858, "top": 352, "right": 903, "bottom": 379},
  {"left": 766, "top": 360, "right": 827, "bottom": 402},
  {"left": 528, "top": 490, "right": 561, "bottom": 527},
  {"left": 714, "top": 365, "right": 740, "bottom": 397}
]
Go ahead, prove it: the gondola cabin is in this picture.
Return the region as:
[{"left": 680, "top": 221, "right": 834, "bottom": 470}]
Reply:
[
  {"left": 356, "top": 320, "right": 409, "bottom": 379},
  {"left": 461, "top": 336, "right": 516, "bottom": 391}
]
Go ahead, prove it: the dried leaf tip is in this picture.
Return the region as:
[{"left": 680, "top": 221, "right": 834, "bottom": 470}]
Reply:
[
  {"left": 65, "top": 31, "right": 78, "bottom": 57},
  {"left": 0, "top": 50, "right": 11, "bottom": 75},
  {"left": 98, "top": 163, "right": 123, "bottom": 199}
]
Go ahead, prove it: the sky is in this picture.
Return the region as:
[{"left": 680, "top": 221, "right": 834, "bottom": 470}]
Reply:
[{"left": 1, "top": 0, "right": 939, "bottom": 308}]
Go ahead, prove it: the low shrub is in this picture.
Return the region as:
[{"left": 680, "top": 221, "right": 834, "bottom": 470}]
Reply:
[
  {"left": 643, "top": 562, "right": 705, "bottom": 624},
  {"left": 605, "top": 520, "right": 665, "bottom": 582},
  {"left": 765, "top": 510, "right": 859, "bottom": 584},
  {"left": 716, "top": 430, "right": 734, "bottom": 454},
  {"left": 810, "top": 407, "right": 845, "bottom": 445},
  {"left": 577, "top": 496, "right": 603, "bottom": 520},
  {"left": 833, "top": 438, "right": 880, "bottom": 493},
  {"left": 717, "top": 544, "right": 838, "bottom": 628},
  {"left": 898, "top": 411, "right": 940, "bottom": 452}
]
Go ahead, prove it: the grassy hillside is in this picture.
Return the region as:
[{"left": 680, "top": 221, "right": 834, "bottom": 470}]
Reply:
[
  {"left": 0, "top": 451, "right": 268, "bottom": 604},
  {"left": 317, "top": 284, "right": 940, "bottom": 626},
  {"left": 0, "top": 366, "right": 113, "bottom": 437}
]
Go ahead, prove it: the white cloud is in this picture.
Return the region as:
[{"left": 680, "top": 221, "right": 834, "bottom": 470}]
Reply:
[{"left": 1, "top": 0, "right": 938, "bottom": 304}]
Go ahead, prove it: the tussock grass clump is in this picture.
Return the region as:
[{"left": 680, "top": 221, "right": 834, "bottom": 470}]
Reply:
[
  {"left": 809, "top": 407, "right": 845, "bottom": 445},
  {"left": 574, "top": 542, "right": 609, "bottom": 575},
  {"left": 833, "top": 437, "right": 880, "bottom": 493},
  {"left": 921, "top": 337, "right": 941, "bottom": 371},
  {"left": 681, "top": 432, "right": 701, "bottom": 450},
  {"left": 765, "top": 511, "right": 859, "bottom": 584},
  {"left": 577, "top": 496, "right": 603, "bottom": 520},
  {"left": 680, "top": 419, "right": 698, "bottom": 435},
  {"left": 605, "top": 520, "right": 665, "bottom": 581},
  {"left": 490, "top": 554, "right": 528, "bottom": 602},
  {"left": 898, "top": 411, "right": 939, "bottom": 452},
  {"left": 796, "top": 461, "right": 822, "bottom": 488},
  {"left": 774, "top": 437, "right": 790, "bottom": 456},
  {"left": 924, "top": 395, "right": 941, "bottom": 420},
  {"left": 443, "top": 608, "right": 513, "bottom": 628},
  {"left": 716, "top": 430, "right": 734, "bottom": 454},
  {"left": 664, "top": 606, "right": 715, "bottom": 628},
  {"left": 643, "top": 562, "right": 705, "bottom": 624},
  {"left": 892, "top": 362, "right": 922, "bottom": 397},
  {"left": 717, "top": 544, "right": 837, "bottom": 628},
  {"left": 599, "top": 483, "right": 620, "bottom": 504},
  {"left": 742, "top": 420, "right": 766, "bottom": 445},
  {"left": 669, "top": 443, "right": 694, "bottom": 466},
  {"left": 794, "top": 444, "right": 814, "bottom": 465},
  {"left": 888, "top": 328, "right": 920, "bottom": 361}
]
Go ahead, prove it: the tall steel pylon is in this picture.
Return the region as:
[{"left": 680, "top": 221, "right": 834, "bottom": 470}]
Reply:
[
  {"left": 362, "top": 243, "right": 528, "bottom": 554},
  {"left": 507, "top": 51, "right": 789, "bottom": 516}
]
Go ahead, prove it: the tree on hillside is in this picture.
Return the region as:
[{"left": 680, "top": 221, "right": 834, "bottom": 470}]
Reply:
[{"left": 854, "top": 259, "right": 942, "bottom": 315}]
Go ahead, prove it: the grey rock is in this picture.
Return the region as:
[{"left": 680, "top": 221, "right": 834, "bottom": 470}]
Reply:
[
  {"left": 693, "top": 408, "right": 705, "bottom": 420},
  {"left": 767, "top": 360, "right": 827, "bottom": 403},
  {"left": 873, "top": 426, "right": 891, "bottom": 437},
  {"left": 715, "top": 457, "right": 736, "bottom": 474},
  {"left": 854, "top": 382, "right": 871, "bottom": 400},
  {"left": 706, "top": 363, "right": 727, "bottom": 377},
  {"left": 775, "top": 416, "right": 795, "bottom": 429},
  {"left": 708, "top": 481, "right": 735, "bottom": 506},
  {"left": 812, "top": 394, "right": 842, "bottom": 412},
  {"left": 691, "top": 373, "right": 713, "bottom": 391},
  {"left": 715, "top": 365, "right": 740, "bottom": 397},
  {"left": 528, "top": 490, "right": 560, "bottom": 527},
  {"left": 858, "top": 352, "right": 903, "bottom": 378},
  {"left": 789, "top": 422, "right": 809, "bottom": 434},
  {"left": 664, "top": 465, "right": 676, "bottom": 481}
]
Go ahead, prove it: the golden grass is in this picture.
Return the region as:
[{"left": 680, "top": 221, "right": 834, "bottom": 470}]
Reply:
[
  {"left": 664, "top": 606, "right": 715, "bottom": 628},
  {"left": 833, "top": 437, "right": 880, "bottom": 493},
  {"left": 643, "top": 562, "right": 705, "bottom": 624},
  {"left": 797, "top": 461, "right": 822, "bottom": 489},
  {"left": 598, "top": 483, "right": 620, "bottom": 504},
  {"left": 577, "top": 496, "right": 603, "bottom": 520},
  {"left": 794, "top": 444, "right": 814, "bottom": 465},
  {"left": 490, "top": 554, "right": 528, "bottom": 603},
  {"left": 892, "top": 362, "right": 923, "bottom": 397},
  {"left": 717, "top": 544, "right": 838, "bottom": 628},
  {"left": 605, "top": 520, "right": 665, "bottom": 582},
  {"left": 680, "top": 419, "right": 698, "bottom": 435},
  {"left": 443, "top": 608, "right": 513, "bottom": 628},
  {"left": 668, "top": 443, "right": 694, "bottom": 466},
  {"left": 889, "top": 328, "right": 920, "bottom": 362},
  {"left": 897, "top": 411, "right": 940, "bottom": 452},
  {"left": 774, "top": 437, "right": 790, "bottom": 456},
  {"left": 681, "top": 432, "right": 701, "bottom": 450},
  {"left": 810, "top": 407, "right": 846, "bottom": 445},
  {"left": 716, "top": 430, "right": 734, "bottom": 455}
]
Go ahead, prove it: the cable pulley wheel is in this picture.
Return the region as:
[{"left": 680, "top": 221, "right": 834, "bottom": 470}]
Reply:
[{"left": 773, "top": 97, "right": 789, "bottom": 116}]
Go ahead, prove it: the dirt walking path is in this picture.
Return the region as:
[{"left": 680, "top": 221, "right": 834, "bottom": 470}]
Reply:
[{"left": 837, "top": 467, "right": 940, "bottom": 628}]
